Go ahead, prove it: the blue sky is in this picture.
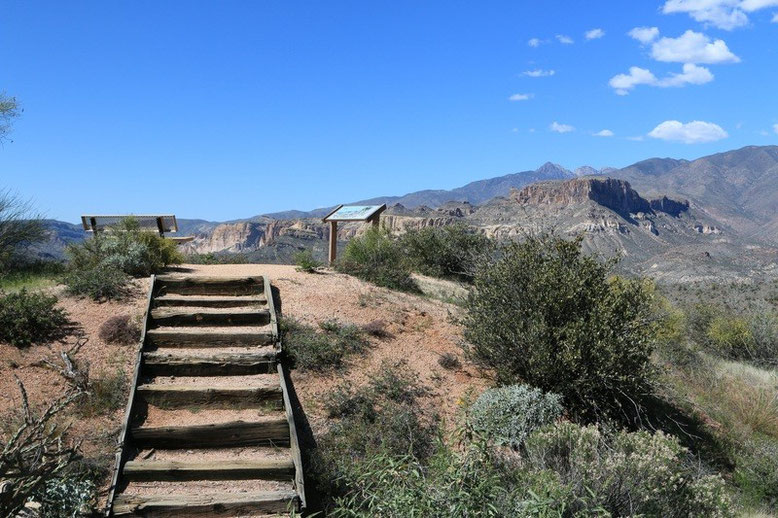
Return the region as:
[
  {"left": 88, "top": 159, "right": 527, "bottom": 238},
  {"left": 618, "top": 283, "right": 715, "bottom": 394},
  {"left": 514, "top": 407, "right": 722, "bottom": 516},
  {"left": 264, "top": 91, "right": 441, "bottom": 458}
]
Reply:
[{"left": 1, "top": 1, "right": 776, "bottom": 222}]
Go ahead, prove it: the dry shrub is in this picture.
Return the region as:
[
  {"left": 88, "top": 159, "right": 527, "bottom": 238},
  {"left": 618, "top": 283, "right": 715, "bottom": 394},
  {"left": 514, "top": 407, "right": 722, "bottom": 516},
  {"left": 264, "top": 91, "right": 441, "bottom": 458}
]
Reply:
[
  {"left": 361, "top": 319, "right": 391, "bottom": 339},
  {"left": 98, "top": 314, "right": 140, "bottom": 345}
]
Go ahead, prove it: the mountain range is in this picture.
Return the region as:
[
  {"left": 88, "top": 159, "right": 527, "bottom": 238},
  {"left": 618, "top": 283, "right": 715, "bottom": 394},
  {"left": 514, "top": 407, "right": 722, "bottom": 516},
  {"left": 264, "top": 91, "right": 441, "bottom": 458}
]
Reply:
[{"left": 37, "top": 145, "right": 778, "bottom": 282}]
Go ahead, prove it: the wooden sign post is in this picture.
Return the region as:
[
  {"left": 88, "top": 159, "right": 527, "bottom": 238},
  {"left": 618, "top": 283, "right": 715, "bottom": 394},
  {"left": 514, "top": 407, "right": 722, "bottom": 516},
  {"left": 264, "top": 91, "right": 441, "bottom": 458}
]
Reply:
[{"left": 321, "top": 204, "right": 387, "bottom": 265}]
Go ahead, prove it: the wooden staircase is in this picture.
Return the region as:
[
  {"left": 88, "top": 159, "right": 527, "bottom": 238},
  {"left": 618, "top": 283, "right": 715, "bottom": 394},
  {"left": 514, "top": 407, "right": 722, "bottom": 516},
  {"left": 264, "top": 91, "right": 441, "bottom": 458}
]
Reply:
[{"left": 107, "top": 274, "right": 305, "bottom": 517}]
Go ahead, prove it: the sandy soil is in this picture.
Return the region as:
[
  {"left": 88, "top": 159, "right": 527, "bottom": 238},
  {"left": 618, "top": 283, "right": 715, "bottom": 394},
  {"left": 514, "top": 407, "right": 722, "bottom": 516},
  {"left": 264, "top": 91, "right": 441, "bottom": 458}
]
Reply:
[{"left": 139, "top": 407, "right": 285, "bottom": 427}]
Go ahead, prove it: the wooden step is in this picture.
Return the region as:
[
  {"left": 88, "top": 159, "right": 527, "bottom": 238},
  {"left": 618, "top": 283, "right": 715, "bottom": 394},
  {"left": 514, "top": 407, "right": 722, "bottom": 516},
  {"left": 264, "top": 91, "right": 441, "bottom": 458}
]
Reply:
[
  {"left": 155, "top": 294, "right": 267, "bottom": 308},
  {"left": 151, "top": 307, "right": 271, "bottom": 327},
  {"left": 136, "top": 383, "right": 283, "bottom": 409},
  {"left": 113, "top": 490, "right": 298, "bottom": 516},
  {"left": 143, "top": 349, "right": 277, "bottom": 376},
  {"left": 156, "top": 275, "right": 265, "bottom": 296},
  {"left": 146, "top": 327, "right": 275, "bottom": 348},
  {"left": 131, "top": 418, "right": 290, "bottom": 448},
  {"left": 122, "top": 458, "right": 295, "bottom": 482}
]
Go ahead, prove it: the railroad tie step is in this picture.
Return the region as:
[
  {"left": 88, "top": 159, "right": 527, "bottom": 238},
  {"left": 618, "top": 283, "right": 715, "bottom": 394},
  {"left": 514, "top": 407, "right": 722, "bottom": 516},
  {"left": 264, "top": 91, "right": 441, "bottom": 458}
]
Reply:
[
  {"left": 154, "top": 294, "right": 268, "bottom": 308},
  {"left": 112, "top": 490, "right": 298, "bottom": 516},
  {"left": 136, "top": 383, "right": 283, "bottom": 409},
  {"left": 155, "top": 275, "right": 265, "bottom": 296},
  {"left": 143, "top": 349, "right": 277, "bottom": 376},
  {"left": 122, "top": 458, "right": 295, "bottom": 482},
  {"left": 151, "top": 307, "right": 271, "bottom": 327},
  {"left": 146, "top": 327, "right": 275, "bottom": 347},
  {"left": 131, "top": 418, "right": 290, "bottom": 449}
]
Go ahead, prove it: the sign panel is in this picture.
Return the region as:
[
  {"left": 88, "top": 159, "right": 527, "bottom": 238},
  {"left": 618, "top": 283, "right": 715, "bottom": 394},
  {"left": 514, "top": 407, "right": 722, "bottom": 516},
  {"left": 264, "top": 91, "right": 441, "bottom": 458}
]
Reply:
[{"left": 323, "top": 205, "right": 384, "bottom": 222}]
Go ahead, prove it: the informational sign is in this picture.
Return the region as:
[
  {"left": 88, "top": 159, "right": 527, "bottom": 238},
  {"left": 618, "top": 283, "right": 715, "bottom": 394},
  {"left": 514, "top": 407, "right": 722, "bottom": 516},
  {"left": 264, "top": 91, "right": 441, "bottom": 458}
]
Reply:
[{"left": 323, "top": 205, "right": 385, "bottom": 222}]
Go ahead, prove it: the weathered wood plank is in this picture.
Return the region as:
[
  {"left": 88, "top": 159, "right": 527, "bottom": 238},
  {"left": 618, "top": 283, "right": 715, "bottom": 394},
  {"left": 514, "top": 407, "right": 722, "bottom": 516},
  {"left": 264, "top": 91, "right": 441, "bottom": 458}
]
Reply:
[
  {"left": 154, "top": 294, "right": 267, "bottom": 308},
  {"left": 113, "top": 490, "right": 297, "bottom": 517},
  {"left": 136, "top": 384, "right": 283, "bottom": 409},
  {"left": 142, "top": 350, "right": 277, "bottom": 376},
  {"left": 122, "top": 458, "right": 295, "bottom": 481},
  {"left": 156, "top": 275, "right": 265, "bottom": 296},
  {"left": 277, "top": 363, "right": 307, "bottom": 510},
  {"left": 151, "top": 307, "right": 271, "bottom": 327},
  {"left": 105, "top": 275, "right": 156, "bottom": 516},
  {"left": 145, "top": 327, "right": 274, "bottom": 347},
  {"left": 131, "top": 418, "right": 290, "bottom": 448}
]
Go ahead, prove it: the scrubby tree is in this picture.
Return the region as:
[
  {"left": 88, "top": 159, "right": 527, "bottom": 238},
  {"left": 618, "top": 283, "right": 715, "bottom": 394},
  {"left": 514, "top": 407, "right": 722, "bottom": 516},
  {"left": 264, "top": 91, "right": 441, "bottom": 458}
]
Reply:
[
  {"left": 0, "top": 189, "right": 46, "bottom": 270},
  {"left": 463, "top": 233, "right": 660, "bottom": 424},
  {"left": 0, "top": 92, "right": 20, "bottom": 144}
]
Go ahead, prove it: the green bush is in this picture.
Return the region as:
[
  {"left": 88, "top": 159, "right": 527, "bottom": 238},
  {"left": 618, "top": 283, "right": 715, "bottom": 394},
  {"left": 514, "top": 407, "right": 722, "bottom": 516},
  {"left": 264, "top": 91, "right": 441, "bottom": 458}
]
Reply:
[
  {"left": 34, "top": 474, "right": 96, "bottom": 517},
  {"left": 183, "top": 252, "right": 251, "bottom": 264},
  {"left": 469, "top": 384, "right": 562, "bottom": 448},
  {"left": 398, "top": 224, "right": 493, "bottom": 282},
  {"left": 63, "top": 263, "right": 129, "bottom": 300},
  {"left": 293, "top": 249, "right": 322, "bottom": 273},
  {"left": 313, "top": 361, "right": 437, "bottom": 510},
  {"left": 734, "top": 437, "right": 778, "bottom": 508},
  {"left": 336, "top": 227, "right": 419, "bottom": 292},
  {"left": 281, "top": 318, "right": 369, "bottom": 371},
  {"left": 463, "top": 234, "right": 659, "bottom": 424},
  {"left": 516, "top": 422, "right": 733, "bottom": 517},
  {"left": 0, "top": 289, "right": 68, "bottom": 347}
]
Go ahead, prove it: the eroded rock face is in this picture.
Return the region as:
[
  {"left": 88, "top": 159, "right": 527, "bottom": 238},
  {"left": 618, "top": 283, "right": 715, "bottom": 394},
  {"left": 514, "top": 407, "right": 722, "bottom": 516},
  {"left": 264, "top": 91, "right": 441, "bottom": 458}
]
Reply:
[
  {"left": 650, "top": 196, "right": 690, "bottom": 217},
  {"left": 511, "top": 177, "right": 651, "bottom": 218}
]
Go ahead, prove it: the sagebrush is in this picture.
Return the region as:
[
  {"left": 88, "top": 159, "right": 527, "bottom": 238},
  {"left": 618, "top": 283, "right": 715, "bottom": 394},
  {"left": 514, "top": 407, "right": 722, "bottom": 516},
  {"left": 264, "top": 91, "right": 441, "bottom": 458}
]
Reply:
[{"left": 0, "top": 289, "right": 68, "bottom": 347}]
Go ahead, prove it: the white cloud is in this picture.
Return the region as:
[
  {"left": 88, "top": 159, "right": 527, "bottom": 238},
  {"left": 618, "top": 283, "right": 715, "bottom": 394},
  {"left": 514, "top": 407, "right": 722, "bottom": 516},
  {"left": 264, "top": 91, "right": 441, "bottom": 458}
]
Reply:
[
  {"left": 609, "top": 67, "right": 658, "bottom": 95},
  {"left": 594, "top": 129, "right": 615, "bottom": 137},
  {"left": 528, "top": 38, "right": 542, "bottom": 47},
  {"left": 508, "top": 93, "right": 533, "bottom": 101},
  {"left": 523, "top": 69, "right": 555, "bottom": 77},
  {"left": 585, "top": 28, "right": 605, "bottom": 40},
  {"left": 648, "top": 120, "right": 728, "bottom": 143},
  {"left": 651, "top": 30, "right": 740, "bottom": 63},
  {"left": 773, "top": 12, "right": 778, "bottom": 20},
  {"left": 610, "top": 63, "right": 714, "bottom": 94},
  {"left": 662, "top": 0, "right": 778, "bottom": 30},
  {"left": 550, "top": 121, "right": 575, "bottom": 133},
  {"left": 629, "top": 26, "right": 660, "bottom": 44},
  {"left": 556, "top": 34, "right": 574, "bottom": 44},
  {"left": 773, "top": 123, "right": 778, "bottom": 134},
  {"left": 627, "top": 136, "right": 646, "bottom": 141}
]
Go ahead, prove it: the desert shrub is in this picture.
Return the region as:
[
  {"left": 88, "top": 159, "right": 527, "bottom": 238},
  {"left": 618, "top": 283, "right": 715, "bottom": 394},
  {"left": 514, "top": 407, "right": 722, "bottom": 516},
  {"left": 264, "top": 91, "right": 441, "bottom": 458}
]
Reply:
[
  {"left": 469, "top": 384, "right": 563, "bottom": 448},
  {"left": 0, "top": 189, "right": 47, "bottom": 271},
  {"left": 336, "top": 227, "right": 419, "bottom": 293},
  {"left": 0, "top": 289, "right": 68, "bottom": 347},
  {"left": 747, "top": 312, "right": 778, "bottom": 367},
  {"left": 184, "top": 252, "right": 251, "bottom": 264},
  {"left": 293, "top": 249, "right": 321, "bottom": 273},
  {"left": 98, "top": 314, "right": 141, "bottom": 345},
  {"left": 520, "top": 422, "right": 733, "bottom": 517},
  {"left": 77, "top": 370, "right": 127, "bottom": 417},
  {"left": 313, "top": 361, "right": 437, "bottom": 509},
  {"left": 34, "top": 474, "right": 96, "bottom": 517},
  {"left": 734, "top": 438, "right": 778, "bottom": 509},
  {"left": 707, "top": 315, "right": 754, "bottom": 359},
  {"left": 361, "top": 319, "right": 390, "bottom": 338},
  {"left": 64, "top": 217, "right": 182, "bottom": 299},
  {"left": 398, "top": 224, "right": 493, "bottom": 282},
  {"left": 463, "top": 234, "right": 659, "bottom": 424},
  {"left": 63, "top": 263, "right": 128, "bottom": 300},
  {"left": 281, "top": 318, "right": 368, "bottom": 371},
  {"left": 437, "top": 352, "right": 460, "bottom": 370}
]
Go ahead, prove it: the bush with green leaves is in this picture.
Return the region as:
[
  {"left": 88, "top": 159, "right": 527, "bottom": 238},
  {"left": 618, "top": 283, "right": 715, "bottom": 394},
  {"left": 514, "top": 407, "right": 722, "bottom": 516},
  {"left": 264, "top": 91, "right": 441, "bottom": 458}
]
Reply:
[
  {"left": 281, "top": 318, "right": 369, "bottom": 371},
  {"left": 34, "top": 475, "right": 96, "bottom": 517},
  {"left": 64, "top": 217, "right": 182, "bottom": 299},
  {"left": 0, "top": 289, "right": 68, "bottom": 347},
  {"left": 336, "top": 227, "right": 418, "bottom": 292},
  {"left": 312, "top": 361, "right": 437, "bottom": 510},
  {"left": 398, "top": 223, "right": 493, "bottom": 282},
  {"left": 519, "top": 422, "right": 733, "bottom": 517},
  {"left": 469, "top": 384, "right": 562, "bottom": 448},
  {"left": 77, "top": 369, "right": 128, "bottom": 417},
  {"left": 293, "top": 249, "right": 322, "bottom": 273},
  {"left": 734, "top": 437, "right": 778, "bottom": 508},
  {"left": 63, "top": 263, "right": 129, "bottom": 300},
  {"left": 463, "top": 234, "right": 660, "bottom": 424}
]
